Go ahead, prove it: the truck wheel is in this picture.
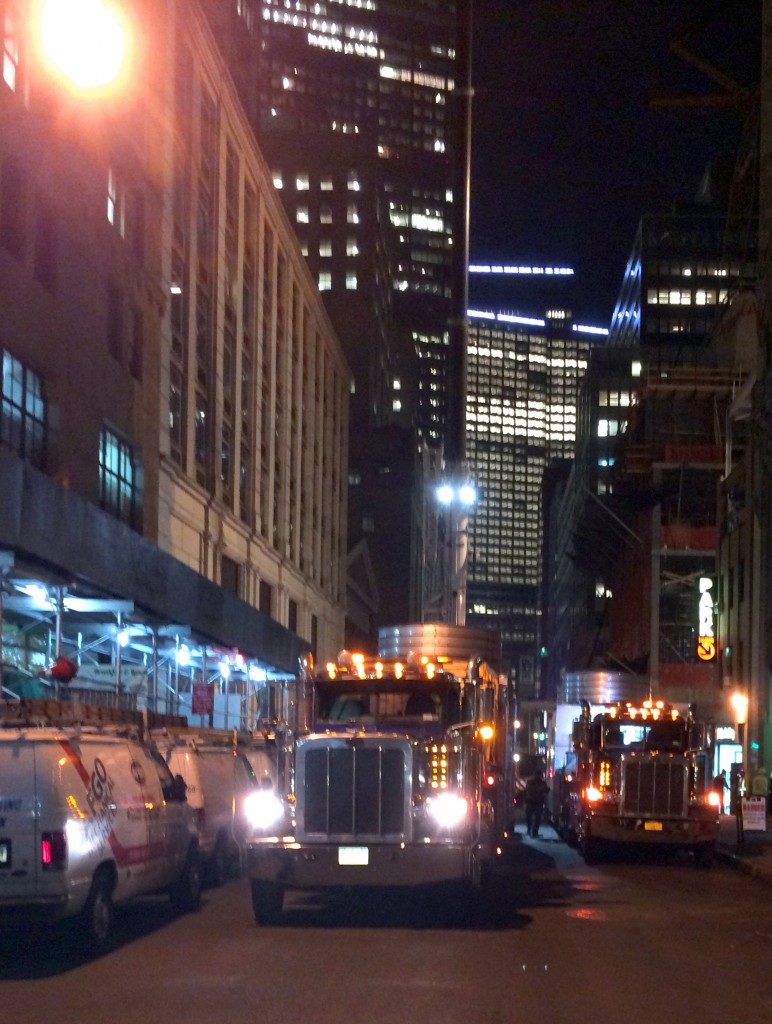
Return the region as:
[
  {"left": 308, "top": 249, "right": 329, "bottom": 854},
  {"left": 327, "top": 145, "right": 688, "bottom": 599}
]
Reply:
[
  {"left": 581, "top": 835, "right": 604, "bottom": 866},
  {"left": 81, "top": 869, "right": 114, "bottom": 954},
  {"left": 170, "top": 847, "right": 202, "bottom": 914},
  {"left": 251, "top": 881, "right": 284, "bottom": 925}
]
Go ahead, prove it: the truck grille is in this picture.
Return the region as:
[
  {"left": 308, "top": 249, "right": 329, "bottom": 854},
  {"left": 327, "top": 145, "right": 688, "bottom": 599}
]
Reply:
[
  {"left": 300, "top": 740, "right": 409, "bottom": 839},
  {"left": 621, "top": 758, "right": 687, "bottom": 817}
]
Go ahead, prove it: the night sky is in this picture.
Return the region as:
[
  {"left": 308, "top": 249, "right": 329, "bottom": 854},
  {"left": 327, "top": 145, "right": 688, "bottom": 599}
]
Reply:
[{"left": 470, "top": 0, "right": 761, "bottom": 326}]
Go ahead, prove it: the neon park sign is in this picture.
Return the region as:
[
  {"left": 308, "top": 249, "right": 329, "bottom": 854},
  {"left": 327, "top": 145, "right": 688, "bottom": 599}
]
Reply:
[{"left": 697, "top": 576, "right": 716, "bottom": 661}]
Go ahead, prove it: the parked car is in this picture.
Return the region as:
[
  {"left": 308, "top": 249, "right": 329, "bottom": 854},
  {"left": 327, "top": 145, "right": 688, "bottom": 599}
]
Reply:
[
  {"left": 155, "top": 736, "right": 255, "bottom": 885},
  {"left": 0, "top": 717, "right": 201, "bottom": 954}
]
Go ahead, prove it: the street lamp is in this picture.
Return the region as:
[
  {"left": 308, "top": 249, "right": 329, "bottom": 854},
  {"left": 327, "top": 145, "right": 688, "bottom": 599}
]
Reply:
[
  {"left": 32, "top": 0, "right": 132, "bottom": 95},
  {"left": 730, "top": 689, "right": 749, "bottom": 769}
]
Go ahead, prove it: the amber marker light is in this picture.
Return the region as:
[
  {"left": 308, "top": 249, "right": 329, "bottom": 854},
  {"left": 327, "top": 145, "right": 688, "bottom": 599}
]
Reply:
[{"left": 35, "top": 0, "right": 132, "bottom": 94}]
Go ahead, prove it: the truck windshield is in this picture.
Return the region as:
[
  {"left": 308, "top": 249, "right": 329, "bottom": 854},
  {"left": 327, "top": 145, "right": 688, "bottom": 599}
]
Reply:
[
  {"left": 314, "top": 683, "right": 454, "bottom": 727},
  {"left": 593, "top": 717, "right": 687, "bottom": 752}
]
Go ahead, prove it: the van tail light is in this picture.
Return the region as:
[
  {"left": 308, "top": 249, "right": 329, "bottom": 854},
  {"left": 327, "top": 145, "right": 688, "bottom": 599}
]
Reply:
[{"left": 41, "top": 830, "right": 67, "bottom": 870}]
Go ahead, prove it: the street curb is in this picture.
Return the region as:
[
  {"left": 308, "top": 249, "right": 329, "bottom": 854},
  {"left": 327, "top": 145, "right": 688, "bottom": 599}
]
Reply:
[{"left": 716, "top": 847, "right": 772, "bottom": 886}]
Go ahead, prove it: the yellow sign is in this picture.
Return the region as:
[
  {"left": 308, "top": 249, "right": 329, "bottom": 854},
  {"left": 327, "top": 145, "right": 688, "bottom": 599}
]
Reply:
[
  {"left": 697, "top": 636, "right": 716, "bottom": 661},
  {"left": 697, "top": 578, "right": 716, "bottom": 661}
]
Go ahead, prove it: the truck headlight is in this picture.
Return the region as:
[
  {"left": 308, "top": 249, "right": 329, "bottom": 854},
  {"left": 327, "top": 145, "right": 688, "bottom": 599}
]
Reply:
[
  {"left": 244, "top": 790, "right": 285, "bottom": 830},
  {"left": 426, "top": 792, "right": 468, "bottom": 828}
]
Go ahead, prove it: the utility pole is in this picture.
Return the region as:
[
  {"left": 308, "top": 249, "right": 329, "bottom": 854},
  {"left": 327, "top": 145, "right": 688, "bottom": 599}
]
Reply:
[{"left": 445, "top": 0, "right": 474, "bottom": 627}]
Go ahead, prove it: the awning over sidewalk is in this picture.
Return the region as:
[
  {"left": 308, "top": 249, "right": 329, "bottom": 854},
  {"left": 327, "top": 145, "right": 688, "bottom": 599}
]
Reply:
[{"left": 0, "top": 449, "right": 308, "bottom": 676}]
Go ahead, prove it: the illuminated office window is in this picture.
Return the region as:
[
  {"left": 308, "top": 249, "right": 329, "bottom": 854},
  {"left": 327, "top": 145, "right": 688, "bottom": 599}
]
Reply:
[{"left": 318, "top": 271, "right": 332, "bottom": 291}]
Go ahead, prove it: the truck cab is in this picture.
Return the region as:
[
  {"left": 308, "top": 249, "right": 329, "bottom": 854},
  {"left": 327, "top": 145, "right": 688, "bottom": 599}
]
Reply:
[
  {"left": 245, "top": 650, "right": 507, "bottom": 923},
  {"left": 567, "top": 699, "right": 719, "bottom": 864}
]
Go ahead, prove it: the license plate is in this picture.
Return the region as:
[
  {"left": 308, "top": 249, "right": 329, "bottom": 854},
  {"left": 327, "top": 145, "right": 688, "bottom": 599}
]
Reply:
[
  {"left": 0, "top": 841, "right": 10, "bottom": 867},
  {"left": 338, "top": 846, "right": 369, "bottom": 866},
  {"left": 644, "top": 821, "right": 663, "bottom": 832}
]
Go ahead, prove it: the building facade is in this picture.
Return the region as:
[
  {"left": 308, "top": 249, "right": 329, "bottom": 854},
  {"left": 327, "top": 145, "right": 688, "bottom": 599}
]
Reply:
[
  {"left": 200, "top": 0, "right": 463, "bottom": 635},
  {"left": 0, "top": 0, "right": 348, "bottom": 721},
  {"left": 159, "top": 1, "right": 350, "bottom": 662},
  {"left": 608, "top": 208, "right": 756, "bottom": 361},
  {"left": 464, "top": 309, "right": 591, "bottom": 689}
]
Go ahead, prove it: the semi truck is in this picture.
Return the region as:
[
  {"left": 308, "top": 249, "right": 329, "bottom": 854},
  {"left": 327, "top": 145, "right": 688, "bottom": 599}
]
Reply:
[
  {"left": 245, "top": 626, "right": 513, "bottom": 923},
  {"left": 554, "top": 698, "right": 720, "bottom": 865}
]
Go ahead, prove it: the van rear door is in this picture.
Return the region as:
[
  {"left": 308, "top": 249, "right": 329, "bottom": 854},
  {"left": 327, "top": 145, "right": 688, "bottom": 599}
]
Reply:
[{"left": 0, "top": 736, "right": 38, "bottom": 900}]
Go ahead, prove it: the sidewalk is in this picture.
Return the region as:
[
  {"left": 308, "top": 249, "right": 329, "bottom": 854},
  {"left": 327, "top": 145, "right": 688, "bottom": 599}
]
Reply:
[{"left": 716, "top": 813, "right": 772, "bottom": 886}]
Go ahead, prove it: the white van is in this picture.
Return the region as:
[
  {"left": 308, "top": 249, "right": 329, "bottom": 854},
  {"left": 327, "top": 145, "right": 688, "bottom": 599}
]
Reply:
[
  {"left": 0, "top": 722, "right": 201, "bottom": 953},
  {"left": 158, "top": 738, "right": 254, "bottom": 885}
]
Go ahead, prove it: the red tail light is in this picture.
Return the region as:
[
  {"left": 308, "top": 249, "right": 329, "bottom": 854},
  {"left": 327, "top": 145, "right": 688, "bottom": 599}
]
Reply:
[{"left": 41, "top": 830, "right": 67, "bottom": 869}]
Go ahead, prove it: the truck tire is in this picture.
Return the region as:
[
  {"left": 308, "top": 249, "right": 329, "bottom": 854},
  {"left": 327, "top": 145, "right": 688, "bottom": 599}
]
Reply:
[
  {"left": 81, "top": 868, "right": 115, "bottom": 954},
  {"left": 251, "top": 881, "right": 284, "bottom": 925},
  {"left": 581, "top": 834, "right": 604, "bottom": 866},
  {"left": 694, "top": 843, "right": 715, "bottom": 868},
  {"left": 170, "top": 847, "right": 202, "bottom": 914}
]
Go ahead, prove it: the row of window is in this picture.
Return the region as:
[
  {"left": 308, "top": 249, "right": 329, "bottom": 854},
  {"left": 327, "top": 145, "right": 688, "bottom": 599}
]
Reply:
[
  {"left": 273, "top": 170, "right": 361, "bottom": 192},
  {"left": 1, "top": 350, "right": 142, "bottom": 528},
  {"left": 646, "top": 288, "right": 729, "bottom": 306},
  {"left": 297, "top": 204, "right": 359, "bottom": 224}
]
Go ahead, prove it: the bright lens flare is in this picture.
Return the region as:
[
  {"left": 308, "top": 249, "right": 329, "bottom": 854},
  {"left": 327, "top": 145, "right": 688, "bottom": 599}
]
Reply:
[{"left": 37, "top": 0, "right": 129, "bottom": 92}]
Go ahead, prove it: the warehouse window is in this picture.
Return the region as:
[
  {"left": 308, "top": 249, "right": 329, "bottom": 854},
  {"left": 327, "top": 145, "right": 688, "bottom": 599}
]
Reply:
[
  {"left": 99, "top": 427, "right": 143, "bottom": 530},
  {"left": 0, "top": 350, "right": 46, "bottom": 468}
]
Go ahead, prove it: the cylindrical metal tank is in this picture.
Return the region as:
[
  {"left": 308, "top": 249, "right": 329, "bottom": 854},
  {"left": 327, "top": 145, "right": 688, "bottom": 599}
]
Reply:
[
  {"left": 378, "top": 623, "right": 502, "bottom": 676},
  {"left": 560, "top": 670, "right": 646, "bottom": 705}
]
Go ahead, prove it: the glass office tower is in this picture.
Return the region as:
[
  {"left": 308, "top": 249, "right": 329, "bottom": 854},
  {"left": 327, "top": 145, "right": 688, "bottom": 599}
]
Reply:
[{"left": 465, "top": 310, "right": 591, "bottom": 686}]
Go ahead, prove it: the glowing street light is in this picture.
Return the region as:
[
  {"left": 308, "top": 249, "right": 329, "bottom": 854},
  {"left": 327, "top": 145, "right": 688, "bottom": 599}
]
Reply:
[
  {"left": 435, "top": 481, "right": 477, "bottom": 507},
  {"left": 34, "top": 0, "right": 132, "bottom": 94},
  {"left": 730, "top": 690, "right": 749, "bottom": 725}
]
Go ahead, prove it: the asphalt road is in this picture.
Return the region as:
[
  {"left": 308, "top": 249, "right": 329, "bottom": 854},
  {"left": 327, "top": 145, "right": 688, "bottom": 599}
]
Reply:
[{"left": 2, "top": 830, "right": 770, "bottom": 1024}]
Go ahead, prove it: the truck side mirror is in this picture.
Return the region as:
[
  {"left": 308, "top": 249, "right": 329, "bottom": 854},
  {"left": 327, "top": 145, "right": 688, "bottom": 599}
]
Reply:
[{"left": 171, "top": 773, "right": 187, "bottom": 802}]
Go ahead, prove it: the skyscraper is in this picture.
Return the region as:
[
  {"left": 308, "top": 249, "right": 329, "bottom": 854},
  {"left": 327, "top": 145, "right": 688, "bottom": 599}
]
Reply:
[
  {"left": 202, "top": 0, "right": 463, "bottom": 633},
  {"left": 464, "top": 308, "right": 592, "bottom": 688}
]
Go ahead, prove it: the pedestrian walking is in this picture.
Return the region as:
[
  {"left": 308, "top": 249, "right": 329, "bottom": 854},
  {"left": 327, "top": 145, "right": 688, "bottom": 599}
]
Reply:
[{"left": 524, "top": 768, "right": 550, "bottom": 838}]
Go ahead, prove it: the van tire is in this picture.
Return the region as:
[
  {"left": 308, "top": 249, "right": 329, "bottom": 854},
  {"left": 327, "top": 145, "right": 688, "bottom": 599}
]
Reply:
[
  {"left": 251, "top": 881, "right": 284, "bottom": 925},
  {"left": 170, "top": 847, "right": 202, "bottom": 914},
  {"left": 208, "top": 835, "right": 229, "bottom": 887},
  {"left": 81, "top": 869, "right": 114, "bottom": 954}
]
